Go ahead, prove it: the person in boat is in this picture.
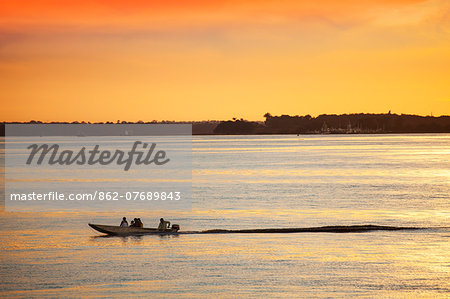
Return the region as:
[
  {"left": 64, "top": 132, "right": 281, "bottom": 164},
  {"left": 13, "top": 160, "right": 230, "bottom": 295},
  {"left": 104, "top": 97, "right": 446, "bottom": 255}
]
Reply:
[
  {"left": 136, "top": 218, "right": 143, "bottom": 228},
  {"left": 130, "top": 218, "right": 143, "bottom": 228},
  {"left": 120, "top": 217, "right": 128, "bottom": 227},
  {"left": 158, "top": 218, "right": 171, "bottom": 231},
  {"left": 130, "top": 219, "right": 135, "bottom": 227}
]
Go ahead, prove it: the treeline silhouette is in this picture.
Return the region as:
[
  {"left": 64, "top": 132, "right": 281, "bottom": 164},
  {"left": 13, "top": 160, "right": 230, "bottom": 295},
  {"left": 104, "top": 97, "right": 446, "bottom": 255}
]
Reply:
[
  {"left": 213, "top": 113, "right": 450, "bottom": 134},
  {"left": 0, "top": 121, "right": 220, "bottom": 136},
  {"left": 2, "top": 113, "right": 450, "bottom": 135}
]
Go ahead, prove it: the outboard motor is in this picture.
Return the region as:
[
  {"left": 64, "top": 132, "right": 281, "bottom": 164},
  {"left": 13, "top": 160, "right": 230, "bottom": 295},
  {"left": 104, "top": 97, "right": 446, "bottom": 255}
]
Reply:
[{"left": 171, "top": 224, "right": 180, "bottom": 232}]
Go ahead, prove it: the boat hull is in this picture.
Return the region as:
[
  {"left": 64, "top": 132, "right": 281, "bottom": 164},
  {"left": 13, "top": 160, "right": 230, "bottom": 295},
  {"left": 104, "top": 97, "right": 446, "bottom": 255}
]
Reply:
[{"left": 88, "top": 223, "right": 178, "bottom": 236}]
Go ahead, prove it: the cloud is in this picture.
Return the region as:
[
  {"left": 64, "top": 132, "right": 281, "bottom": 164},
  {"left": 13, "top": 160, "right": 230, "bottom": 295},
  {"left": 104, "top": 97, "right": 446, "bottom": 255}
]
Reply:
[
  {"left": 1, "top": 0, "right": 444, "bottom": 51},
  {"left": 0, "top": 0, "right": 431, "bottom": 28}
]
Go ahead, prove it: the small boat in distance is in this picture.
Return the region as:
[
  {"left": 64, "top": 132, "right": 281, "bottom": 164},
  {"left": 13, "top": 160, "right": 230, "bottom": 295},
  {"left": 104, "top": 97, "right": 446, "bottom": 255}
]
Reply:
[{"left": 88, "top": 223, "right": 180, "bottom": 236}]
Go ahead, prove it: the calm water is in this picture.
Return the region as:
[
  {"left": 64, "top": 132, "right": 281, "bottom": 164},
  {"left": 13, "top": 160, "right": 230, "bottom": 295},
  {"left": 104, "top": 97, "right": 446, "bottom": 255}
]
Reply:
[{"left": 1, "top": 134, "right": 449, "bottom": 297}]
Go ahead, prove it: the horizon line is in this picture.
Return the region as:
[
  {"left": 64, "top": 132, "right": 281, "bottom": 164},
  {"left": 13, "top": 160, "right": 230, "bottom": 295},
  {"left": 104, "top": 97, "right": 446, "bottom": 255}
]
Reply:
[{"left": 2, "top": 112, "right": 450, "bottom": 124}]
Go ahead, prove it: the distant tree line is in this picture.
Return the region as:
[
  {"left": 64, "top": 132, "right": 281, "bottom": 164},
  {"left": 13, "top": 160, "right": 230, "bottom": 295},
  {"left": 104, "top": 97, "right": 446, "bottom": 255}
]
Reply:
[
  {"left": 0, "top": 121, "right": 221, "bottom": 136},
  {"left": 2, "top": 113, "right": 450, "bottom": 135},
  {"left": 213, "top": 113, "right": 450, "bottom": 134}
]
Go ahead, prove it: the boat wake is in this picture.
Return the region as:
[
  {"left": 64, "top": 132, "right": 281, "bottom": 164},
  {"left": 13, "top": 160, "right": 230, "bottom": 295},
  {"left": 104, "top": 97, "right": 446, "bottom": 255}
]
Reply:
[
  {"left": 183, "top": 225, "right": 431, "bottom": 234},
  {"left": 89, "top": 224, "right": 448, "bottom": 237}
]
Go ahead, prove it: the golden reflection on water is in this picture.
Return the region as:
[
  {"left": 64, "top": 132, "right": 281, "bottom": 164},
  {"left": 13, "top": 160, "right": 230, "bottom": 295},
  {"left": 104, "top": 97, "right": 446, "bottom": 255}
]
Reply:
[
  {"left": 1, "top": 223, "right": 448, "bottom": 298},
  {"left": 1, "top": 135, "right": 449, "bottom": 297}
]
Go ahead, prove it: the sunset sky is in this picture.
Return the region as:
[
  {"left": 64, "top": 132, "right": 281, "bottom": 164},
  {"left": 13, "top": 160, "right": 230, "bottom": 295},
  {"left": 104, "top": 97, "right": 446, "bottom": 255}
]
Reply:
[{"left": 1, "top": 0, "right": 449, "bottom": 122}]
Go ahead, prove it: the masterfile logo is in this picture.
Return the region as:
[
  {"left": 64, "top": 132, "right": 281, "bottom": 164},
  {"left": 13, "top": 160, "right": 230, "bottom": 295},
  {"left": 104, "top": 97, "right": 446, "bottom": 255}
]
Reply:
[
  {"left": 4, "top": 124, "right": 192, "bottom": 212},
  {"left": 26, "top": 141, "right": 170, "bottom": 171}
]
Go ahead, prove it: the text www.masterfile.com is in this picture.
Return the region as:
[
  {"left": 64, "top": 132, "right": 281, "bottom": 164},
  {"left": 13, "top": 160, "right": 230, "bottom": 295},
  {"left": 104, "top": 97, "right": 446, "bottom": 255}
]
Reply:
[{"left": 9, "top": 191, "right": 183, "bottom": 201}]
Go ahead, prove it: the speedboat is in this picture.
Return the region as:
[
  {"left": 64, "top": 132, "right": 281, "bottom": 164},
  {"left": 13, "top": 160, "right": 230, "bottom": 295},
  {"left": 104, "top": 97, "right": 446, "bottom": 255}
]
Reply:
[{"left": 88, "top": 223, "right": 180, "bottom": 236}]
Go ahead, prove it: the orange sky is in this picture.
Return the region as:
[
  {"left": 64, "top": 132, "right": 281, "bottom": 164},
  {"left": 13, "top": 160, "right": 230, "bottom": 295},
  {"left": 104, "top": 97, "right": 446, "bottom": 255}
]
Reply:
[{"left": 1, "top": 0, "right": 449, "bottom": 121}]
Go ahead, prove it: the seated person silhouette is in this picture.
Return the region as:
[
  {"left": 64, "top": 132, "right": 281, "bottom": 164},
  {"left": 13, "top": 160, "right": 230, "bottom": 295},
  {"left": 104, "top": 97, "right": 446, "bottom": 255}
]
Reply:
[
  {"left": 120, "top": 217, "right": 128, "bottom": 227},
  {"left": 158, "top": 218, "right": 171, "bottom": 231}
]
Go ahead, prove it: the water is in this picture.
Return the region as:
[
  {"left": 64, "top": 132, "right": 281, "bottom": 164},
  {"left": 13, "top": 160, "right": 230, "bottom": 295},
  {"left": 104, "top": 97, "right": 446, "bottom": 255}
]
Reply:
[{"left": 1, "top": 134, "right": 449, "bottom": 297}]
